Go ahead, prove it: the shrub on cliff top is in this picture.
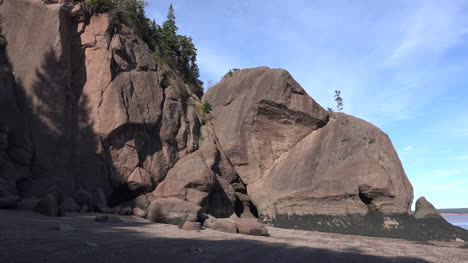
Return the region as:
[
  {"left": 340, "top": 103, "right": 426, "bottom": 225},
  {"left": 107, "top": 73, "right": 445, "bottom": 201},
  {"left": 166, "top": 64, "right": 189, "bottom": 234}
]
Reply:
[{"left": 85, "top": 0, "right": 116, "bottom": 13}]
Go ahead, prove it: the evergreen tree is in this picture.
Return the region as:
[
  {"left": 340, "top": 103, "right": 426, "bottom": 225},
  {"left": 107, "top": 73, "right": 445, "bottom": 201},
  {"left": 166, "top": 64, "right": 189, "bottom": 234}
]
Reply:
[
  {"left": 160, "top": 4, "right": 179, "bottom": 62},
  {"left": 334, "top": 90, "right": 343, "bottom": 112}
]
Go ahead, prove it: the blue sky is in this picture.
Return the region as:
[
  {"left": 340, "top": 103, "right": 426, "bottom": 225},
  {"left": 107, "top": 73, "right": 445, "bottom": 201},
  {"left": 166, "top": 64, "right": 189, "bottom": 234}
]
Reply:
[{"left": 146, "top": 0, "right": 468, "bottom": 209}]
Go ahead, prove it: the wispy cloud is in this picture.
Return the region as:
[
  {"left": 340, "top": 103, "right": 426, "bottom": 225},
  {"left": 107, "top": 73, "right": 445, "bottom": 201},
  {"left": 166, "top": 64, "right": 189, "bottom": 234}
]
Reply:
[
  {"left": 403, "top": 146, "right": 413, "bottom": 152},
  {"left": 385, "top": 0, "right": 468, "bottom": 65}
]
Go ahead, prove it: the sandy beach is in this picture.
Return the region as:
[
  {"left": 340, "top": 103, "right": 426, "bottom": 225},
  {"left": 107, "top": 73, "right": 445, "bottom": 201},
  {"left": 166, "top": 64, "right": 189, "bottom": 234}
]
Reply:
[
  {"left": 442, "top": 213, "right": 468, "bottom": 216},
  {"left": 0, "top": 210, "right": 467, "bottom": 263}
]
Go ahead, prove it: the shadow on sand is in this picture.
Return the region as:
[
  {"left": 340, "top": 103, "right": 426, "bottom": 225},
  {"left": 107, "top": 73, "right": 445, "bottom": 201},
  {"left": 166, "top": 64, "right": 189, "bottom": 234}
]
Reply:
[{"left": 0, "top": 210, "right": 436, "bottom": 263}]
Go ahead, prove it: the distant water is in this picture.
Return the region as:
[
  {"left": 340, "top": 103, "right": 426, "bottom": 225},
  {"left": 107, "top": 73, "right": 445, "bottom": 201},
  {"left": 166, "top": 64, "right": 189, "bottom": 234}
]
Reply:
[{"left": 443, "top": 215, "right": 468, "bottom": 230}]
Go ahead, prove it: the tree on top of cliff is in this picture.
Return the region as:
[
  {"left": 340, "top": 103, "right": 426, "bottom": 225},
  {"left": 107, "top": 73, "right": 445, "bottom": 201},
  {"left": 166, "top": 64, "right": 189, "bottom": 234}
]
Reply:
[
  {"left": 85, "top": 1, "right": 204, "bottom": 97},
  {"left": 156, "top": 5, "right": 203, "bottom": 97},
  {"left": 160, "top": 4, "right": 178, "bottom": 53}
]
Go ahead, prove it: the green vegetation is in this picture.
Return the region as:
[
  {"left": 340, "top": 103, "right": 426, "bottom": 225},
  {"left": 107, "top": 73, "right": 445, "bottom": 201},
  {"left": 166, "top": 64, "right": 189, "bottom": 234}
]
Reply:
[
  {"left": 341, "top": 136, "right": 351, "bottom": 143},
  {"left": 363, "top": 137, "right": 376, "bottom": 144},
  {"left": 85, "top": 1, "right": 204, "bottom": 97},
  {"left": 201, "top": 102, "right": 212, "bottom": 115},
  {"left": 223, "top": 68, "right": 240, "bottom": 79},
  {"left": 334, "top": 90, "right": 343, "bottom": 112},
  {"left": 85, "top": 0, "right": 117, "bottom": 13}
]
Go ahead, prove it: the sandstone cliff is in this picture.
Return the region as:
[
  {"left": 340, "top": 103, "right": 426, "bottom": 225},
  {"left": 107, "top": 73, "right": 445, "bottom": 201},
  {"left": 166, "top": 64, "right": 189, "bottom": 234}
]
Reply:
[{"left": 0, "top": 0, "right": 466, "bottom": 241}]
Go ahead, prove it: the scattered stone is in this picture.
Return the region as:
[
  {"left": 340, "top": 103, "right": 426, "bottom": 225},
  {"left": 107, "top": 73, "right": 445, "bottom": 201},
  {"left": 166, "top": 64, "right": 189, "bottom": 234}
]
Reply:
[
  {"left": 133, "top": 207, "right": 146, "bottom": 218},
  {"left": 119, "top": 207, "right": 133, "bottom": 215},
  {"left": 132, "top": 194, "right": 150, "bottom": 210},
  {"left": 57, "top": 224, "right": 76, "bottom": 232},
  {"left": 455, "top": 238, "right": 464, "bottom": 243},
  {"left": 147, "top": 198, "right": 202, "bottom": 226},
  {"left": 231, "top": 217, "right": 269, "bottom": 236},
  {"left": 200, "top": 213, "right": 217, "bottom": 229},
  {"left": 209, "top": 219, "right": 238, "bottom": 234}
]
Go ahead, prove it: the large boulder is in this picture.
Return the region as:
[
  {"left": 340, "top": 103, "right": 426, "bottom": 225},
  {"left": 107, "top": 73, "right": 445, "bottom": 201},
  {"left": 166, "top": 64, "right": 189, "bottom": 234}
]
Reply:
[
  {"left": 147, "top": 197, "right": 202, "bottom": 225},
  {"left": 203, "top": 67, "right": 328, "bottom": 185},
  {"left": 152, "top": 152, "right": 235, "bottom": 218},
  {"left": 414, "top": 196, "right": 442, "bottom": 219},
  {"left": 250, "top": 113, "right": 413, "bottom": 218},
  {"left": 204, "top": 68, "right": 413, "bottom": 220},
  {"left": 229, "top": 217, "right": 269, "bottom": 236},
  {"left": 127, "top": 167, "right": 153, "bottom": 196}
]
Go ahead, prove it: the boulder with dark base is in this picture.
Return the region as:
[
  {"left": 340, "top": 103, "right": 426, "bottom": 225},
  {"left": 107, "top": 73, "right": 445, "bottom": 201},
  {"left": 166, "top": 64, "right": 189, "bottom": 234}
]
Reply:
[
  {"left": 414, "top": 196, "right": 441, "bottom": 219},
  {"left": 230, "top": 217, "right": 269, "bottom": 236},
  {"left": 119, "top": 207, "right": 133, "bottom": 215},
  {"left": 147, "top": 198, "right": 202, "bottom": 226}
]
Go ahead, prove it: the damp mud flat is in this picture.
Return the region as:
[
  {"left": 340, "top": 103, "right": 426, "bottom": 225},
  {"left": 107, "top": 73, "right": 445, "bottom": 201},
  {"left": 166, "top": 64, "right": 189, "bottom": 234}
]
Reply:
[{"left": 0, "top": 211, "right": 467, "bottom": 263}]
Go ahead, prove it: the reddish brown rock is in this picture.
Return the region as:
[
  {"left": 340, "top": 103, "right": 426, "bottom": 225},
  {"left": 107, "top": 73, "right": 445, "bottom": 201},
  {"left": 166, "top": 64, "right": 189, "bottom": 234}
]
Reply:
[
  {"left": 414, "top": 196, "right": 442, "bottom": 219},
  {"left": 203, "top": 67, "right": 328, "bottom": 185},
  {"left": 229, "top": 216, "right": 269, "bottom": 236},
  {"left": 127, "top": 168, "right": 153, "bottom": 196},
  {"left": 133, "top": 207, "right": 146, "bottom": 218},
  {"left": 208, "top": 219, "right": 238, "bottom": 234},
  {"left": 147, "top": 198, "right": 202, "bottom": 225},
  {"left": 249, "top": 113, "right": 413, "bottom": 217},
  {"left": 181, "top": 221, "right": 202, "bottom": 231},
  {"left": 0, "top": 0, "right": 201, "bottom": 203},
  {"left": 204, "top": 68, "right": 413, "bottom": 223}
]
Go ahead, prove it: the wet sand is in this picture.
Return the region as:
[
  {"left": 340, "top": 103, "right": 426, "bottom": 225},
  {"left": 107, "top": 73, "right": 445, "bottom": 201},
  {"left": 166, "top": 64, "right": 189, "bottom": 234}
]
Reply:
[{"left": 0, "top": 210, "right": 467, "bottom": 263}]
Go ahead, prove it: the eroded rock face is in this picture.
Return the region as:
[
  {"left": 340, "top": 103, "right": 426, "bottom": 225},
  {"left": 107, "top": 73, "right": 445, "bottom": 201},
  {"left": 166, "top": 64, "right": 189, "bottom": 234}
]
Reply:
[
  {"left": 203, "top": 67, "right": 328, "bottom": 185},
  {"left": 0, "top": 0, "right": 201, "bottom": 203},
  {"left": 204, "top": 67, "right": 414, "bottom": 223},
  {"left": 250, "top": 113, "right": 414, "bottom": 218}
]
